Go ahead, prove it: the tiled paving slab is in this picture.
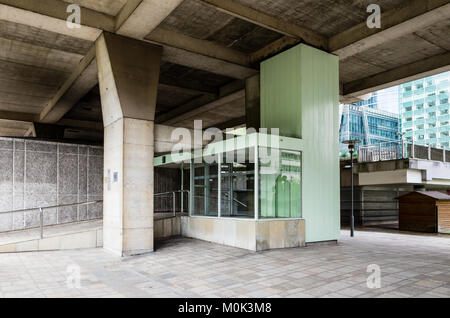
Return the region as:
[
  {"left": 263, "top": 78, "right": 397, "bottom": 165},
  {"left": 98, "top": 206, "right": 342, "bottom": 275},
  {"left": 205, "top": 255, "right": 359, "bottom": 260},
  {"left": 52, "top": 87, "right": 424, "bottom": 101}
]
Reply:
[{"left": 0, "top": 230, "right": 449, "bottom": 298}]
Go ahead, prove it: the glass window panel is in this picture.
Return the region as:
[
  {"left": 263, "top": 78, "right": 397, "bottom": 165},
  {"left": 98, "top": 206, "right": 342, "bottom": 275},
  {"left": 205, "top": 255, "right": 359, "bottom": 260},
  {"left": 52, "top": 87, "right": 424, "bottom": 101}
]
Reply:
[
  {"left": 259, "top": 147, "right": 301, "bottom": 219},
  {"left": 220, "top": 148, "right": 255, "bottom": 219},
  {"left": 192, "top": 161, "right": 219, "bottom": 217}
]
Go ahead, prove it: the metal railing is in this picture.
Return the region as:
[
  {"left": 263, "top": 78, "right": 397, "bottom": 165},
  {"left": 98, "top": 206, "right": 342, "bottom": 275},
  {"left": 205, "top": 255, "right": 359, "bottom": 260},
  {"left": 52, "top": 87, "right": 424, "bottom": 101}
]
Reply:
[
  {"left": 154, "top": 190, "right": 189, "bottom": 216},
  {"left": 0, "top": 200, "right": 103, "bottom": 239},
  {"left": 358, "top": 141, "right": 449, "bottom": 163},
  {"left": 0, "top": 191, "right": 189, "bottom": 239}
]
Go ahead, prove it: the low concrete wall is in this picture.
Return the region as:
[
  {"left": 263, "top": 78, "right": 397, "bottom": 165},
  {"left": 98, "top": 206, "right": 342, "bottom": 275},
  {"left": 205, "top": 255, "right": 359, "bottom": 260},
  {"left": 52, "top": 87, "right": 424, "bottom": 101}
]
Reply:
[
  {"left": 154, "top": 216, "right": 181, "bottom": 239},
  {"left": 0, "top": 217, "right": 182, "bottom": 253},
  {"left": 180, "top": 217, "right": 305, "bottom": 251},
  {"left": 0, "top": 216, "right": 305, "bottom": 253},
  {"left": 0, "top": 228, "right": 103, "bottom": 253}
]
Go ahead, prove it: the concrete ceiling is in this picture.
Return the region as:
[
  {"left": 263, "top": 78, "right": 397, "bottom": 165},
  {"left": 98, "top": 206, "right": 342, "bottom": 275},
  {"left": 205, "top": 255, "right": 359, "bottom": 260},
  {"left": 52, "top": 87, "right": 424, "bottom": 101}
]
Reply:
[{"left": 0, "top": 0, "right": 449, "bottom": 141}]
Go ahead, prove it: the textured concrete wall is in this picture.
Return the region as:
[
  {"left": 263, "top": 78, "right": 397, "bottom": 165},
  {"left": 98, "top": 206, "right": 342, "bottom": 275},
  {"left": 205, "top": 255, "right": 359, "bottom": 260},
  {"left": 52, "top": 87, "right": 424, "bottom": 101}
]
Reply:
[{"left": 0, "top": 137, "right": 103, "bottom": 232}]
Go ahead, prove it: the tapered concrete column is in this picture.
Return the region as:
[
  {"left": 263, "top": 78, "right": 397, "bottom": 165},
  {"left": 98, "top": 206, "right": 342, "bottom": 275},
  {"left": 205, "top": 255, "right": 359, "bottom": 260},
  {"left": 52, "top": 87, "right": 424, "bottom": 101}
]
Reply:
[
  {"left": 245, "top": 75, "right": 260, "bottom": 131},
  {"left": 96, "top": 33, "right": 162, "bottom": 256}
]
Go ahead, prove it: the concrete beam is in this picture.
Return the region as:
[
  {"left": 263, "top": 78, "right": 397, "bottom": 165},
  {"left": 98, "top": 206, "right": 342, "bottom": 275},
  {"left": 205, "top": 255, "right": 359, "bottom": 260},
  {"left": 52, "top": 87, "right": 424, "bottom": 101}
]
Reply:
[
  {"left": 0, "top": 1, "right": 256, "bottom": 80},
  {"left": 57, "top": 119, "right": 103, "bottom": 131},
  {"left": 0, "top": 4, "right": 101, "bottom": 41},
  {"left": 158, "top": 83, "right": 217, "bottom": 98},
  {"left": 0, "top": 0, "right": 115, "bottom": 32},
  {"left": 37, "top": 45, "right": 98, "bottom": 123},
  {"left": 343, "top": 52, "right": 450, "bottom": 97},
  {"left": 0, "top": 127, "right": 29, "bottom": 137},
  {"left": 0, "top": 110, "right": 35, "bottom": 122},
  {"left": 156, "top": 95, "right": 217, "bottom": 124},
  {"left": 115, "top": 0, "right": 257, "bottom": 79},
  {"left": 211, "top": 116, "right": 246, "bottom": 131},
  {"left": 161, "top": 89, "right": 245, "bottom": 126},
  {"left": 32, "top": 122, "right": 65, "bottom": 139},
  {"left": 117, "top": 0, "right": 184, "bottom": 38},
  {"left": 200, "top": 0, "right": 328, "bottom": 50},
  {"left": 250, "top": 36, "right": 299, "bottom": 64},
  {"left": 330, "top": 0, "right": 450, "bottom": 59},
  {"left": 162, "top": 45, "right": 258, "bottom": 79},
  {"left": 0, "top": 118, "right": 33, "bottom": 137},
  {"left": 117, "top": 0, "right": 257, "bottom": 79},
  {"left": 154, "top": 124, "right": 205, "bottom": 154},
  {"left": 147, "top": 27, "right": 250, "bottom": 67},
  {"left": 156, "top": 80, "right": 245, "bottom": 125}
]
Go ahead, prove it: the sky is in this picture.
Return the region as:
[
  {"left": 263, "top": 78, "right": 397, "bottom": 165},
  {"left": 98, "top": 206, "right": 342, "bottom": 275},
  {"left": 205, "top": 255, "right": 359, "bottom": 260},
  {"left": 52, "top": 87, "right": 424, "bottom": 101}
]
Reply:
[{"left": 375, "top": 86, "right": 399, "bottom": 114}]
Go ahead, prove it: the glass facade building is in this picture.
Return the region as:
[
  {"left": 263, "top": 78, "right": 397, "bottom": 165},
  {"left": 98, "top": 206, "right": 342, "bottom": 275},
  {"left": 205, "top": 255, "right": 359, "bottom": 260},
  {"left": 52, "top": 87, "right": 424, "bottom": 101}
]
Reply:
[
  {"left": 399, "top": 72, "right": 450, "bottom": 148},
  {"left": 339, "top": 104, "right": 400, "bottom": 155}
]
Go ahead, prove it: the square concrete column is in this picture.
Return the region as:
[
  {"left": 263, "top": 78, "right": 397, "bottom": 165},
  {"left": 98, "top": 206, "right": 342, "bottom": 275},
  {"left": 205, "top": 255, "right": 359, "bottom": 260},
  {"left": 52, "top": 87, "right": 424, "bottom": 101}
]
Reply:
[
  {"left": 245, "top": 75, "right": 260, "bottom": 131},
  {"left": 96, "top": 33, "right": 162, "bottom": 256}
]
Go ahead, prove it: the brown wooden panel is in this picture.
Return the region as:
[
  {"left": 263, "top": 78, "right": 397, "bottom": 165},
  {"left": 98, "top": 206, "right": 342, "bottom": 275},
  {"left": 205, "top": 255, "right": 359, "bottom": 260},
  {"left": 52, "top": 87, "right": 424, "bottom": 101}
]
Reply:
[
  {"left": 438, "top": 206, "right": 450, "bottom": 233},
  {"left": 399, "top": 202, "right": 436, "bottom": 233}
]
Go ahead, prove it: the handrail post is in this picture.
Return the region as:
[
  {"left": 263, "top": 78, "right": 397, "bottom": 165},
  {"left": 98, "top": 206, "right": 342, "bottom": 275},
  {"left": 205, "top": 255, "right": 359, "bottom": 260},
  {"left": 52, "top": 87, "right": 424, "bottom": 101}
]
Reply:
[
  {"left": 428, "top": 144, "right": 431, "bottom": 160},
  {"left": 443, "top": 147, "right": 446, "bottom": 162},
  {"left": 173, "top": 192, "right": 176, "bottom": 217},
  {"left": 411, "top": 140, "right": 415, "bottom": 158},
  {"left": 39, "top": 208, "right": 44, "bottom": 239},
  {"left": 401, "top": 140, "right": 405, "bottom": 159}
]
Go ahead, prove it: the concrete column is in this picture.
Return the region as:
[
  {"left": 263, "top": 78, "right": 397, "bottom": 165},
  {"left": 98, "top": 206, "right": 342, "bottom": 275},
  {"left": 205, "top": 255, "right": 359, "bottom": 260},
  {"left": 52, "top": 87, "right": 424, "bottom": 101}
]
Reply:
[
  {"left": 96, "top": 32, "right": 162, "bottom": 256},
  {"left": 245, "top": 75, "right": 260, "bottom": 131}
]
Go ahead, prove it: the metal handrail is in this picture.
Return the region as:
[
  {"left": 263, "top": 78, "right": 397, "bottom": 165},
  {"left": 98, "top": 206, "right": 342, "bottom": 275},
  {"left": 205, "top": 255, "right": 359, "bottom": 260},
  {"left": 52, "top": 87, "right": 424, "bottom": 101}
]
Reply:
[
  {"left": 0, "top": 200, "right": 103, "bottom": 239},
  {"left": 0, "top": 200, "right": 103, "bottom": 215},
  {"left": 154, "top": 190, "right": 189, "bottom": 197},
  {"left": 154, "top": 190, "right": 189, "bottom": 216},
  {"left": 358, "top": 140, "right": 448, "bottom": 163}
]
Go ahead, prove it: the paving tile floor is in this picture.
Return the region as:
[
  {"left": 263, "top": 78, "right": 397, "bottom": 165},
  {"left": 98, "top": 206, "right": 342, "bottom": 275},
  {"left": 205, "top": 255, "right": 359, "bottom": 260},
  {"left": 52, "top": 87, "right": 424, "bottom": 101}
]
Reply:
[{"left": 0, "top": 229, "right": 449, "bottom": 298}]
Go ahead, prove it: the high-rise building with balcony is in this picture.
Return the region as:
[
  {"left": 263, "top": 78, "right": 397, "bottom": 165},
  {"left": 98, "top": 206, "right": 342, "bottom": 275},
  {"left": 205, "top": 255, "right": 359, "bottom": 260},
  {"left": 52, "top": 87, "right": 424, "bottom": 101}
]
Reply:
[{"left": 399, "top": 72, "right": 450, "bottom": 148}]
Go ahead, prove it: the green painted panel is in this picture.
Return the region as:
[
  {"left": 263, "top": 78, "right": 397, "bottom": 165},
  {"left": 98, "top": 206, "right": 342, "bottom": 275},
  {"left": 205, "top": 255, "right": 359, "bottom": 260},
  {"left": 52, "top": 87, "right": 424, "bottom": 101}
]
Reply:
[{"left": 261, "top": 44, "right": 340, "bottom": 242}]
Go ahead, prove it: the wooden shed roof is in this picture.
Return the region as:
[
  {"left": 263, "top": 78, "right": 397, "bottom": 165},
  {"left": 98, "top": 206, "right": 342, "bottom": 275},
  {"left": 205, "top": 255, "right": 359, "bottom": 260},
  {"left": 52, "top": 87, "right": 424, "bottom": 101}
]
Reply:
[{"left": 396, "top": 191, "right": 450, "bottom": 201}]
